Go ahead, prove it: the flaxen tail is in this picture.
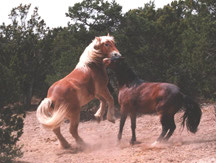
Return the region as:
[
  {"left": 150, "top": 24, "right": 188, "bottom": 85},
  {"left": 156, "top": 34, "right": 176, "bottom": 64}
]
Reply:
[
  {"left": 36, "top": 98, "right": 69, "bottom": 129},
  {"left": 182, "top": 95, "right": 202, "bottom": 133}
]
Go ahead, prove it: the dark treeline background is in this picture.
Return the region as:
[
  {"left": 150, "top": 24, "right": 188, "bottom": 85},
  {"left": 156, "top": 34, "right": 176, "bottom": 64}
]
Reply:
[{"left": 1, "top": 0, "right": 216, "bottom": 110}]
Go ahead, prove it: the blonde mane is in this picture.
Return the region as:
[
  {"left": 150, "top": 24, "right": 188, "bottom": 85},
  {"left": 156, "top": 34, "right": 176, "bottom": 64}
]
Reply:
[{"left": 75, "top": 36, "right": 114, "bottom": 71}]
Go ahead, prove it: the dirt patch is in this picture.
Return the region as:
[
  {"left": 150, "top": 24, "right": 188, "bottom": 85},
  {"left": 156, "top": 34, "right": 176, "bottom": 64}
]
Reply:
[{"left": 15, "top": 104, "right": 216, "bottom": 163}]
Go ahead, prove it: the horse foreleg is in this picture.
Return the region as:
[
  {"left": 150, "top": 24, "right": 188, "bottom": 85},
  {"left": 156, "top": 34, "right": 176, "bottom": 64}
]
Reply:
[
  {"left": 53, "top": 127, "right": 70, "bottom": 149},
  {"left": 118, "top": 113, "right": 127, "bottom": 141},
  {"left": 130, "top": 113, "right": 137, "bottom": 145},
  {"left": 102, "top": 88, "right": 116, "bottom": 123},
  {"left": 94, "top": 96, "right": 106, "bottom": 123},
  {"left": 97, "top": 88, "right": 115, "bottom": 123}
]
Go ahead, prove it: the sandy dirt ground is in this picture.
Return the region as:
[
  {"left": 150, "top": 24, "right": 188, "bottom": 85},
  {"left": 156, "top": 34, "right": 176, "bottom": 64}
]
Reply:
[{"left": 15, "top": 104, "right": 216, "bottom": 163}]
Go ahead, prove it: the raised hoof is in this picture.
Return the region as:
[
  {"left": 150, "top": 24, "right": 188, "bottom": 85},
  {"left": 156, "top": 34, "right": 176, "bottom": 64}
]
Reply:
[
  {"left": 95, "top": 116, "right": 101, "bottom": 123},
  {"left": 94, "top": 113, "right": 104, "bottom": 123}
]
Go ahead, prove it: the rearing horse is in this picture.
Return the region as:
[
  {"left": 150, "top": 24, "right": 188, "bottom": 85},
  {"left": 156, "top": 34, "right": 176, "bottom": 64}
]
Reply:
[{"left": 36, "top": 35, "right": 121, "bottom": 149}]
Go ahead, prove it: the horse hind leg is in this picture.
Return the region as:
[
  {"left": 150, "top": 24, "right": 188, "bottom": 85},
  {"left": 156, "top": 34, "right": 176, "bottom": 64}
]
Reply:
[
  {"left": 53, "top": 127, "right": 70, "bottom": 149},
  {"left": 157, "top": 125, "right": 169, "bottom": 142},
  {"left": 153, "top": 114, "right": 169, "bottom": 145},
  {"left": 156, "top": 114, "right": 176, "bottom": 143},
  {"left": 164, "top": 115, "right": 176, "bottom": 141},
  {"left": 70, "top": 122, "right": 85, "bottom": 147},
  {"left": 69, "top": 109, "right": 85, "bottom": 147}
]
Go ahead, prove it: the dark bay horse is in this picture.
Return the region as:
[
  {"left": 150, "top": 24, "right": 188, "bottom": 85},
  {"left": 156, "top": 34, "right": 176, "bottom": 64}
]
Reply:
[
  {"left": 104, "top": 57, "right": 202, "bottom": 145},
  {"left": 36, "top": 35, "right": 121, "bottom": 149}
]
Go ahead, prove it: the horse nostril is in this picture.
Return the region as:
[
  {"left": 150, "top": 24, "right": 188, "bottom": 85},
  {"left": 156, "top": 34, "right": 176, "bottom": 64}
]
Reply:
[{"left": 113, "top": 53, "right": 120, "bottom": 57}]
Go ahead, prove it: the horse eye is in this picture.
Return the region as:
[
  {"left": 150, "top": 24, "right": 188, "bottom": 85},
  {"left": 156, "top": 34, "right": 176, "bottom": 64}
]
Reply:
[{"left": 105, "top": 43, "right": 109, "bottom": 47}]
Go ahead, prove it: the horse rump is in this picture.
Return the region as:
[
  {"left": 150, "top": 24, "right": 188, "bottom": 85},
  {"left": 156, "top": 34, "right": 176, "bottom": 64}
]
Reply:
[{"left": 181, "top": 95, "right": 202, "bottom": 133}]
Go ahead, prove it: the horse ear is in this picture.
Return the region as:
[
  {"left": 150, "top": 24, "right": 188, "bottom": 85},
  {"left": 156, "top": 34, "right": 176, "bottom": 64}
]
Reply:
[
  {"left": 94, "top": 37, "right": 101, "bottom": 50},
  {"left": 95, "top": 37, "right": 101, "bottom": 42}
]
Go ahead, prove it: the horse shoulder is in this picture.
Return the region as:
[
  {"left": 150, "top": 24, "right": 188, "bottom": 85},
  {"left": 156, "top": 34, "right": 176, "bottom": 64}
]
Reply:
[
  {"left": 69, "top": 69, "right": 96, "bottom": 95},
  {"left": 90, "top": 66, "right": 109, "bottom": 94},
  {"left": 92, "top": 66, "right": 108, "bottom": 83},
  {"left": 65, "top": 69, "right": 92, "bottom": 83},
  {"left": 118, "top": 86, "right": 135, "bottom": 107}
]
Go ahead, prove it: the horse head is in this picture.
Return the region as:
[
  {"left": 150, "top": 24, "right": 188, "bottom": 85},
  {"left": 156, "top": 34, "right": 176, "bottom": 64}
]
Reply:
[
  {"left": 93, "top": 35, "right": 121, "bottom": 59},
  {"left": 77, "top": 35, "right": 121, "bottom": 69}
]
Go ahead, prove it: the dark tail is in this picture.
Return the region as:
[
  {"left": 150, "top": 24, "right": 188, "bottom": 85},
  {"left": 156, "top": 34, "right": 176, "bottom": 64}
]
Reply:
[{"left": 182, "top": 95, "right": 202, "bottom": 133}]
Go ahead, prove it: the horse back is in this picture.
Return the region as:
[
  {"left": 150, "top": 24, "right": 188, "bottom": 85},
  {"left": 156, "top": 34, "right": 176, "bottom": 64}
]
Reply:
[{"left": 119, "top": 82, "right": 182, "bottom": 114}]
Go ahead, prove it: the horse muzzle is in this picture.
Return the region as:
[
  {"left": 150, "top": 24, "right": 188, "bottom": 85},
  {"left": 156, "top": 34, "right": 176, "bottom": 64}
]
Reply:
[{"left": 111, "top": 51, "right": 121, "bottom": 57}]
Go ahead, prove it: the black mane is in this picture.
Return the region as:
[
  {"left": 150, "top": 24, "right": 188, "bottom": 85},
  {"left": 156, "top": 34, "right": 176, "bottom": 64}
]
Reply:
[{"left": 109, "top": 59, "right": 143, "bottom": 88}]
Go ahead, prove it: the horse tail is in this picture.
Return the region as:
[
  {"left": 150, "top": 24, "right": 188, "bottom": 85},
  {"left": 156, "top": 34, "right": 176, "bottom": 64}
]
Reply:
[
  {"left": 36, "top": 98, "right": 69, "bottom": 129},
  {"left": 181, "top": 95, "right": 202, "bottom": 133}
]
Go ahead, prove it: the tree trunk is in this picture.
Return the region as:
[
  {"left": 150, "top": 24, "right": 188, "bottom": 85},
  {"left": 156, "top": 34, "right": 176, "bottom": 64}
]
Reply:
[{"left": 23, "top": 78, "right": 34, "bottom": 109}]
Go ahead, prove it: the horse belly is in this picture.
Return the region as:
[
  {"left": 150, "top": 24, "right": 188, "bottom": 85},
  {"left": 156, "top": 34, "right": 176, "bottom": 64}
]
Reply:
[
  {"left": 77, "top": 89, "right": 95, "bottom": 107},
  {"left": 136, "top": 98, "right": 157, "bottom": 114}
]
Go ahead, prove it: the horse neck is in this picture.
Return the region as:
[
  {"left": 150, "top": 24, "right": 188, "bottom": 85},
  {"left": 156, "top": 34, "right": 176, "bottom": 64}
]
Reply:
[
  {"left": 76, "top": 44, "right": 104, "bottom": 70},
  {"left": 65, "top": 61, "right": 107, "bottom": 82},
  {"left": 74, "top": 50, "right": 107, "bottom": 79},
  {"left": 113, "top": 64, "right": 138, "bottom": 88}
]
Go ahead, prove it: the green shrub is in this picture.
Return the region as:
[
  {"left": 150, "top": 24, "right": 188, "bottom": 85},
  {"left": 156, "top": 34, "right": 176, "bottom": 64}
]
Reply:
[{"left": 0, "top": 105, "right": 25, "bottom": 163}]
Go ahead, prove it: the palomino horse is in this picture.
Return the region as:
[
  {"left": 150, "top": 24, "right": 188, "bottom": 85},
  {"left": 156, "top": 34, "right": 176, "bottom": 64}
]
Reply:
[
  {"left": 36, "top": 35, "right": 121, "bottom": 149},
  {"left": 104, "top": 56, "right": 202, "bottom": 145}
]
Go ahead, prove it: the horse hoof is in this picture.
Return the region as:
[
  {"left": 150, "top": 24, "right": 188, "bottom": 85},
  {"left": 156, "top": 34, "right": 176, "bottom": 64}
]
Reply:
[
  {"left": 133, "top": 141, "right": 141, "bottom": 145},
  {"left": 130, "top": 140, "right": 140, "bottom": 145},
  {"left": 94, "top": 114, "right": 104, "bottom": 123},
  {"left": 59, "top": 143, "right": 71, "bottom": 149},
  {"left": 107, "top": 116, "right": 116, "bottom": 123},
  {"left": 78, "top": 141, "right": 88, "bottom": 150},
  {"left": 130, "top": 141, "right": 135, "bottom": 145},
  {"left": 108, "top": 119, "right": 115, "bottom": 123},
  {"left": 95, "top": 116, "right": 101, "bottom": 123}
]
